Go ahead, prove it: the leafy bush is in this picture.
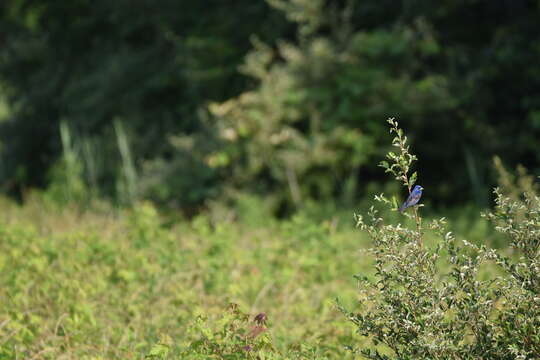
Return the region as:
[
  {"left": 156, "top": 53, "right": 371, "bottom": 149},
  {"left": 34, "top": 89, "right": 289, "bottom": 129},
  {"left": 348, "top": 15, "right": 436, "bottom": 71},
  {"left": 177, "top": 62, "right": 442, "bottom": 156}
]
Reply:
[
  {"left": 340, "top": 118, "right": 540, "bottom": 359},
  {"left": 145, "top": 303, "right": 329, "bottom": 359}
]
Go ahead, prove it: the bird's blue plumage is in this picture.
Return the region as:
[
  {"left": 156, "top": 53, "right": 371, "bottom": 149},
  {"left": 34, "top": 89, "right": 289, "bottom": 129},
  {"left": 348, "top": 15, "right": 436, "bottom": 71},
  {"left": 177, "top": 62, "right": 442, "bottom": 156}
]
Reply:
[{"left": 399, "top": 185, "right": 423, "bottom": 212}]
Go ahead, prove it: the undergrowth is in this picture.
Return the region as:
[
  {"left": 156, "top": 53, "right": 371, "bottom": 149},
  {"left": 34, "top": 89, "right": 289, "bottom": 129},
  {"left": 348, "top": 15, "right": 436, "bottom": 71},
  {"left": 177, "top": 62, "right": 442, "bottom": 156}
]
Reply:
[
  {"left": 0, "top": 199, "right": 360, "bottom": 359},
  {"left": 1, "top": 118, "right": 537, "bottom": 359}
]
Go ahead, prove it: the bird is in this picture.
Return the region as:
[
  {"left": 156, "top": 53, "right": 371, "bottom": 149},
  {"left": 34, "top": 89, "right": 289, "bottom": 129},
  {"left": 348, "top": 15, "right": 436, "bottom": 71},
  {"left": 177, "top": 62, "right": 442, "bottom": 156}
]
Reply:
[{"left": 399, "top": 185, "right": 423, "bottom": 212}]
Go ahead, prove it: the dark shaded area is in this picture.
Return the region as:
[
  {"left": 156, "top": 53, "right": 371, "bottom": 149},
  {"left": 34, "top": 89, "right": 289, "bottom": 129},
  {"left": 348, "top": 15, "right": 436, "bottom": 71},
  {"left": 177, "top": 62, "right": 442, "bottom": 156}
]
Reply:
[
  {"left": 0, "top": 0, "right": 539, "bottom": 211},
  {"left": 0, "top": 0, "right": 292, "bottom": 196}
]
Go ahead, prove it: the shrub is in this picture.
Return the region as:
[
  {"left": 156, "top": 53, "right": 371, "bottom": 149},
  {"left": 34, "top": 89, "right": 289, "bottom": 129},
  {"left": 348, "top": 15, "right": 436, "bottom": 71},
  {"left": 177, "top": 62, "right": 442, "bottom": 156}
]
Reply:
[
  {"left": 146, "top": 304, "right": 330, "bottom": 360},
  {"left": 340, "top": 118, "right": 540, "bottom": 359}
]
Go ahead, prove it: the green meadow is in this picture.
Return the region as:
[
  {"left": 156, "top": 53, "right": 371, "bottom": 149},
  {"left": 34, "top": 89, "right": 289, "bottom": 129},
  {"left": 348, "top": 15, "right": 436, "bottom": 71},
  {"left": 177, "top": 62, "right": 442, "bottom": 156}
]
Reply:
[
  {"left": 1, "top": 189, "right": 505, "bottom": 359},
  {"left": 0, "top": 196, "right": 363, "bottom": 359}
]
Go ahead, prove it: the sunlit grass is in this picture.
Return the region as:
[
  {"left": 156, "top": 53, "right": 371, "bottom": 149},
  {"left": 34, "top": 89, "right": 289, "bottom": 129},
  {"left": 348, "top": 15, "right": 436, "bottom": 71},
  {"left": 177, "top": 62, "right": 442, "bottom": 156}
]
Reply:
[
  {"left": 0, "top": 197, "right": 367, "bottom": 359},
  {"left": 0, "top": 188, "right": 510, "bottom": 359}
]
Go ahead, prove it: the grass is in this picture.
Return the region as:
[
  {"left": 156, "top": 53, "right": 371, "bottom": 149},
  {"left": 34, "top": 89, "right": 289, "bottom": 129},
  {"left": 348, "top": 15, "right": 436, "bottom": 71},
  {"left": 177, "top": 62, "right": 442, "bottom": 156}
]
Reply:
[
  {"left": 0, "top": 190, "right": 504, "bottom": 359},
  {"left": 0, "top": 195, "right": 368, "bottom": 359}
]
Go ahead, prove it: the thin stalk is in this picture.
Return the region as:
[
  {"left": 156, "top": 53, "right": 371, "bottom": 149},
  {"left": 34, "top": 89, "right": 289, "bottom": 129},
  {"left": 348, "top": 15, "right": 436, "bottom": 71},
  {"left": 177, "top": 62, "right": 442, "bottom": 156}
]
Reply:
[{"left": 114, "top": 119, "right": 137, "bottom": 204}]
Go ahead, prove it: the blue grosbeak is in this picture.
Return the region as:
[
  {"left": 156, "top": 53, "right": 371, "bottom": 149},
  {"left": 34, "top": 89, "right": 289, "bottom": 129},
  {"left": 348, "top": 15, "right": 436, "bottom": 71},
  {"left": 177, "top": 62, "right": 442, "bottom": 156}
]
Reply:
[{"left": 399, "top": 185, "right": 423, "bottom": 212}]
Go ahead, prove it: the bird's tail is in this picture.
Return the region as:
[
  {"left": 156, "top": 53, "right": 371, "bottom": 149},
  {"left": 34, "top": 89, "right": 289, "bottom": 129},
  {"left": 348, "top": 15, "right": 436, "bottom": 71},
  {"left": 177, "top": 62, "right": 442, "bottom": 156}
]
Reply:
[{"left": 398, "top": 203, "right": 406, "bottom": 212}]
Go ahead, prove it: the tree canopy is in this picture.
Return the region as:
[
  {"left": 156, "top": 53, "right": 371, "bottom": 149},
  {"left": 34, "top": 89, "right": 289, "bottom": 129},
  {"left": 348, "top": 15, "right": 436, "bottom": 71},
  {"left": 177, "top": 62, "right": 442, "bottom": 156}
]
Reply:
[{"left": 1, "top": 0, "right": 539, "bottom": 212}]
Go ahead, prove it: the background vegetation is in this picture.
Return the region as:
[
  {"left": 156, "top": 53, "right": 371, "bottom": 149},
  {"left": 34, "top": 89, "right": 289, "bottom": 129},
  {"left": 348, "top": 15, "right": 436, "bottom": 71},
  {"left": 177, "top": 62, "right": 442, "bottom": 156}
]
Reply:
[
  {"left": 1, "top": 0, "right": 539, "bottom": 211},
  {"left": 0, "top": 0, "right": 539, "bottom": 358}
]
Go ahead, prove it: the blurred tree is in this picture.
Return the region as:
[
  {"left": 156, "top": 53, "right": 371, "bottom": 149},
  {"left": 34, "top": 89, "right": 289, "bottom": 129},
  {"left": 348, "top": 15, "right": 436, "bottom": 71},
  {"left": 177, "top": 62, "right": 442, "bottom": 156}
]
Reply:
[
  {"left": 208, "top": 0, "right": 540, "bottom": 211},
  {"left": 0, "top": 0, "right": 291, "bottom": 199},
  {"left": 1, "top": 0, "right": 540, "bottom": 211},
  {"left": 208, "top": 0, "right": 455, "bottom": 212},
  {"left": 390, "top": 0, "right": 540, "bottom": 206}
]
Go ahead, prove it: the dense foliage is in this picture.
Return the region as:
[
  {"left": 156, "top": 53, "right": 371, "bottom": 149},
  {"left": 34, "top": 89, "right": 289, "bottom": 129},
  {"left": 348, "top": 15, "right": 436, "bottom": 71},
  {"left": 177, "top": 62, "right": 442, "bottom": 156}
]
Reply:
[
  {"left": 1, "top": 120, "right": 537, "bottom": 359},
  {"left": 0, "top": 197, "right": 360, "bottom": 358},
  {"left": 340, "top": 119, "right": 540, "bottom": 359},
  {"left": 0, "top": 0, "right": 290, "bottom": 204},
  {"left": 1, "top": 0, "right": 540, "bottom": 211},
  {"left": 208, "top": 0, "right": 540, "bottom": 211},
  {"left": 2, "top": 2, "right": 540, "bottom": 356}
]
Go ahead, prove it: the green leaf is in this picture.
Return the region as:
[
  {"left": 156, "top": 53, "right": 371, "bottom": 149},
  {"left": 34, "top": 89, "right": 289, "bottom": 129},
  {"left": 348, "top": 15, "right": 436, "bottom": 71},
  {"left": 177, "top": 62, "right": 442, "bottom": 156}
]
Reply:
[{"left": 410, "top": 172, "right": 417, "bottom": 186}]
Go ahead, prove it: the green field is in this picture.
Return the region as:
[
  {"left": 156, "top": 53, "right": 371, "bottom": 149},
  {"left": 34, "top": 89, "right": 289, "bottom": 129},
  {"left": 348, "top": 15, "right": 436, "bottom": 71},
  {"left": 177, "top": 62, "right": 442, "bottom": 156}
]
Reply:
[
  {"left": 0, "top": 195, "right": 374, "bottom": 359},
  {"left": 1, "top": 191, "right": 506, "bottom": 359}
]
